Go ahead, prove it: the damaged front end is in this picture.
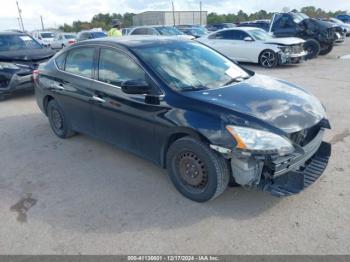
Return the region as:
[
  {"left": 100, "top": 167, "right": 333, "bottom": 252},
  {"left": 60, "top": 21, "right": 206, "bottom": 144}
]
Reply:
[{"left": 219, "top": 119, "right": 331, "bottom": 197}]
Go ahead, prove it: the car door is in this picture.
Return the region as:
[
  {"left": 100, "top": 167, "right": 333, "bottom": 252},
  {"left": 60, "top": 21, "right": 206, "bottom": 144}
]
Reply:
[
  {"left": 49, "top": 46, "right": 97, "bottom": 135},
  {"left": 232, "top": 30, "right": 261, "bottom": 63},
  {"left": 90, "top": 47, "right": 164, "bottom": 161},
  {"left": 272, "top": 14, "right": 298, "bottom": 37}
]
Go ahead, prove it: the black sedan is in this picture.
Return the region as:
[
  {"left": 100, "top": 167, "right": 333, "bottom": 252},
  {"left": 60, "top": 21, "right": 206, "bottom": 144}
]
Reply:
[
  {"left": 0, "top": 31, "right": 54, "bottom": 100},
  {"left": 34, "top": 36, "right": 331, "bottom": 202}
]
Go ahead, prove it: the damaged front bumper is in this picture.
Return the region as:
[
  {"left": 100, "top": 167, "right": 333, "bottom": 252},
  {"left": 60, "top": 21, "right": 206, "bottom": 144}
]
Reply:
[
  {"left": 279, "top": 51, "right": 307, "bottom": 65},
  {"left": 215, "top": 126, "right": 331, "bottom": 197}
]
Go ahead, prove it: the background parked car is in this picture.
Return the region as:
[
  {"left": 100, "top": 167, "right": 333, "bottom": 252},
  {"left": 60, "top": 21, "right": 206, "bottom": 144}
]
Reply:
[
  {"left": 336, "top": 14, "right": 350, "bottom": 23},
  {"left": 198, "top": 27, "right": 306, "bottom": 68},
  {"left": 128, "top": 26, "right": 195, "bottom": 40},
  {"left": 269, "top": 12, "right": 340, "bottom": 58},
  {"left": 0, "top": 31, "right": 54, "bottom": 100},
  {"left": 320, "top": 18, "right": 350, "bottom": 37},
  {"left": 32, "top": 30, "right": 56, "bottom": 47},
  {"left": 51, "top": 33, "right": 77, "bottom": 49},
  {"left": 122, "top": 28, "right": 132, "bottom": 35},
  {"left": 206, "top": 23, "right": 236, "bottom": 32},
  {"left": 176, "top": 25, "right": 208, "bottom": 38},
  {"left": 76, "top": 30, "right": 107, "bottom": 42}
]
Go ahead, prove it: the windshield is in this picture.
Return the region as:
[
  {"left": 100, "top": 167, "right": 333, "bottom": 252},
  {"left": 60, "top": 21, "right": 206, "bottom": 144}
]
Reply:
[
  {"left": 291, "top": 13, "right": 309, "bottom": 23},
  {"left": 133, "top": 41, "right": 250, "bottom": 91},
  {"left": 64, "top": 34, "right": 76, "bottom": 39},
  {"left": 248, "top": 29, "right": 274, "bottom": 41},
  {"left": 186, "top": 28, "right": 207, "bottom": 36},
  {"left": 155, "top": 27, "right": 184, "bottom": 36},
  {"left": 0, "top": 35, "right": 42, "bottom": 51},
  {"left": 331, "top": 18, "right": 344, "bottom": 24},
  {"left": 40, "top": 32, "right": 55, "bottom": 38},
  {"left": 91, "top": 32, "right": 107, "bottom": 38}
]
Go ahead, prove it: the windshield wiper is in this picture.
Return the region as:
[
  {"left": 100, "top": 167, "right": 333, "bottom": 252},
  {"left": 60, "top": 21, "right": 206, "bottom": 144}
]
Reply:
[
  {"left": 180, "top": 84, "right": 208, "bottom": 92},
  {"left": 221, "top": 76, "right": 249, "bottom": 87}
]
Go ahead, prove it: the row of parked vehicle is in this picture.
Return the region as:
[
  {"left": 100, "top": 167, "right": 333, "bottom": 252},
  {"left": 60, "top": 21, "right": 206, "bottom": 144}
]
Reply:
[{"left": 0, "top": 11, "right": 348, "bottom": 100}]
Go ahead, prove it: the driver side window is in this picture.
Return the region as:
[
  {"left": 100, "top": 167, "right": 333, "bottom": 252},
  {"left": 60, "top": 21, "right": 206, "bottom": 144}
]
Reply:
[{"left": 98, "top": 48, "right": 145, "bottom": 87}]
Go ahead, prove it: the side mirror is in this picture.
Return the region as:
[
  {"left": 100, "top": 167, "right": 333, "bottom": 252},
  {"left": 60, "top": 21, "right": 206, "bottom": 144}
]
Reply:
[
  {"left": 244, "top": 36, "right": 254, "bottom": 41},
  {"left": 121, "top": 79, "right": 151, "bottom": 95}
]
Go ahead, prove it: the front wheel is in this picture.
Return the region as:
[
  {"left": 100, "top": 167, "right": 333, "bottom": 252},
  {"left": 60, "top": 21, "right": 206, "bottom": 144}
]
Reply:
[
  {"left": 259, "top": 49, "right": 278, "bottom": 68},
  {"left": 319, "top": 44, "right": 333, "bottom": 56},
  {"left": 166, "top": 137, "right": 230, "bottom": 202},
  {"left": 47, "top": 99, "right": 76, "bottom": 138},
  {"left": 304, "top": 39, "right": 321, "bottom": 59}
]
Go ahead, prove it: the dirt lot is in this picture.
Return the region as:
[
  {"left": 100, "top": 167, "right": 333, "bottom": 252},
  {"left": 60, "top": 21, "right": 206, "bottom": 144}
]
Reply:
[{"left": 0, "top": 39, "right": 350, "bottom": 255}]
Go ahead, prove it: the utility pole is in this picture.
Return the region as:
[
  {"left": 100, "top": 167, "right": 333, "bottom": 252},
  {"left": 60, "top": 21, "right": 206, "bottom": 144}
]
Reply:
[
  {"left": 16, "top": 1, "right": 25, "bottom": 32},
  {"left": 17, "top": 18, "right": 21, "bottom": 30},
  {"left": 199, "top": 1, "right": 202, "bottom": 25},
  {"left": 40, "top": 15, "right": 45, "bottom": 30},
  {"left": 172, "top": 1, "right": 175, "bottom": 26}
]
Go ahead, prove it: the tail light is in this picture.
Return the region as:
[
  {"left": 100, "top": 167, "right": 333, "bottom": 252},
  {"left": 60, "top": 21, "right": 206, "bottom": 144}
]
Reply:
[
  {"left": 68, "top": 40, "right": 76, "bottom": 45},
  {"left": 33, "top": 69, "right": 39, "bottom": 81}
]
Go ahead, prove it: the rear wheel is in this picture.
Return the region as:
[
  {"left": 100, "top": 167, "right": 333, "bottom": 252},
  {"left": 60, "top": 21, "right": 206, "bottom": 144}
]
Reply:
[
  {"left": 259, "top": 49, "right": 278, "bottom": 68},
  {"left": 319, "top": 44, "right": 333, "bottom": 56},
  {"left": 166, "top": 137, "right": 230, "bottom": 202},
  {"left": 47, "top": 99, "right": 75, "bottom": 138},
  {"left": 304, "top": 39, "right": 321, "bottom": 59}
]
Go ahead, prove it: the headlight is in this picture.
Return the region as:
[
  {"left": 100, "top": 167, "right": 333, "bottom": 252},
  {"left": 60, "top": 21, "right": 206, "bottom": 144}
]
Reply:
[
  {"left": 226, "top": 125, "right": 294, "bottom": 156},
  {"left": 0, "top": 62, "right": 20, "bottom": 70},
  {"left": 279, "top": 46, "right": 292, "bottom": 55}
]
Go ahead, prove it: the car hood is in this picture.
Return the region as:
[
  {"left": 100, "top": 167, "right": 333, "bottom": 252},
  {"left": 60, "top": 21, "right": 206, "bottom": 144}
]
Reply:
[
  {"left": 264, "top": 37, "right": 305, "bottom": 45},
  {"left": 182, "top": 74, "right": 325, "bottom": 133},
  {"left": 0, "top": 48, "right": 55, "bottom": 62}
]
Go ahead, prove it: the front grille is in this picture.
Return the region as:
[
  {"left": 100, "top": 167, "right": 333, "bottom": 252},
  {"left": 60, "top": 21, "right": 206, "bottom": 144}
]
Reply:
[{"left": 289, "top": 124, "right": 321, "bottom": 147}]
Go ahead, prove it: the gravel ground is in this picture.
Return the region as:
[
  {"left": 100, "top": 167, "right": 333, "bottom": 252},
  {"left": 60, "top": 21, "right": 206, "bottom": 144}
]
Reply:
[{"left": 0, "top": 39, "right": 349, "bottom": 255}]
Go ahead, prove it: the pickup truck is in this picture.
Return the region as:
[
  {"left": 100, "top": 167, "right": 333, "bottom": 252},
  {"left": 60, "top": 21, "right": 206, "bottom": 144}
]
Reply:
[{"left": 269, "top": 12, "right": 343, "bottom": 59}]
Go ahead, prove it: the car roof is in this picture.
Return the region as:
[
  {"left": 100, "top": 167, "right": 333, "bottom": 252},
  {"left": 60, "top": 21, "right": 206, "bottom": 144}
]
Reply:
[
  {"left": 0, "top": 31, "right": 26, "bottom": 36},
  {"left": 74, "top": 36, "right": 189, "bottom": 48}
]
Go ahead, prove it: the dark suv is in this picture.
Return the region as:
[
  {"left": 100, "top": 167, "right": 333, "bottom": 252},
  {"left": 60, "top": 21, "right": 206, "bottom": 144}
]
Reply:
[
  {"left": 34, "top": 37, "right": 331, "bottom": 202},
  {"left": 0, "top": 31, "right": 54, "bottom": 100},
  {"left": 270, "top": 12, "right": 341, "bottom": 59}
]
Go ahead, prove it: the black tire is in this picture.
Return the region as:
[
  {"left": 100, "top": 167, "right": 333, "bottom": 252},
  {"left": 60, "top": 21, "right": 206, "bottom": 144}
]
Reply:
[
  {"left": 319, "top": 44, "right": 333, "bottom": 56},
  {"left": 166, "top": 137, "right": 230, "bottom": 202},
  {"left": 47, "top": 99, "right": 75, "bottom": 138},
  {"left": 304, "top": 39, "right": 321, "bottom": 59},
  {"left": 259, "top": 49, "right": 278, "bottom": 68}
]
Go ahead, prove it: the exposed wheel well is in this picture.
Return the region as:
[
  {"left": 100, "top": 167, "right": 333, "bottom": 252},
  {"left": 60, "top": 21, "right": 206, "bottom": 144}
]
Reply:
[
  {"left": 43, "top": 95, "right": 55, "bottom": 115},
  {"left": 162, "top": 131, "right": 211, "bottom": 168}
]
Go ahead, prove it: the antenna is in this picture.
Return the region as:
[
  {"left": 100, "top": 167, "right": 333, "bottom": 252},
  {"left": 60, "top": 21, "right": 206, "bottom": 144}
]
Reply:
[
  {"left": 16, "top": 1, "right": 25, "bottom": 32},
  {"left": 200, "top": 1, "right": 202, "bottom": 25}
]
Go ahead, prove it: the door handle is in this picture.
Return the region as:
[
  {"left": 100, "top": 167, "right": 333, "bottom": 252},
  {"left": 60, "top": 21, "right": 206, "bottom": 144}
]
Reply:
[
  {"left": 53, "top": 83, "right": 64, "bottom": 90},
  {"left": 92, "top": 95, "right": 106, "bottom": 103}
]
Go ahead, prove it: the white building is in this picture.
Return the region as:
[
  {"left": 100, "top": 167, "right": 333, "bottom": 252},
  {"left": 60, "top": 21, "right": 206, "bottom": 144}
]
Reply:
[{"left": 133, "top": 11, "right": 208, "bottom": 26}]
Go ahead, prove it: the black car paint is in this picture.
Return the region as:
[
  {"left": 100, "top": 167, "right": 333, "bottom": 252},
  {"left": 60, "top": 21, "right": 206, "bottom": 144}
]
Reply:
[
  {"left": 0, "top": 33, "right": 55, "bottom": 96},
  {"left": 35, "top": 38, "right": 331, "bottom": 195}
]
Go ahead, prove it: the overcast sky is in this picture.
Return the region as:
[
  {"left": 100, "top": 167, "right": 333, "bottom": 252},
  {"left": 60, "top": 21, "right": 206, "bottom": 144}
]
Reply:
[{"left": 1, "top": 0, "right": 349, "bottom": 31}]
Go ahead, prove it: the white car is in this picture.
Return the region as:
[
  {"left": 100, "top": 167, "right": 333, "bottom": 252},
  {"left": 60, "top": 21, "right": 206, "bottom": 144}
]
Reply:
[
  {"left": 32, "top": 31, "right": 56, "bottom": 48},
  {"left": 50, "top": 33, "right": 76, "bottom": 49},
  {"left": 197, "top": 27, "right": 307, "bottom": 68},
  {"left": 128, "top": 26, "right": 195, "bottom": 40}
]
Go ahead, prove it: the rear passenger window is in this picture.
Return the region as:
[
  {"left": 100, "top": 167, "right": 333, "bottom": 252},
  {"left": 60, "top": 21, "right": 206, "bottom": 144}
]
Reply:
[
  {"left": 65, "top": 47, "right": 94, "bottom": 78},
  {"left": 98, "top": 48, "right": 145, "bottom": 86},
  {"left": 55, "top": 53, "right": 65, "bottom": 70}
]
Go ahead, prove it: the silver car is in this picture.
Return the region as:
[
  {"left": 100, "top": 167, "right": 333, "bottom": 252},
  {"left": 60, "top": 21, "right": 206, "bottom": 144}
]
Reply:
[{"left": 50, "top": 33, "right": 76, "bottom": 49}]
